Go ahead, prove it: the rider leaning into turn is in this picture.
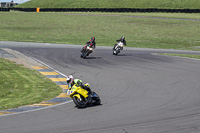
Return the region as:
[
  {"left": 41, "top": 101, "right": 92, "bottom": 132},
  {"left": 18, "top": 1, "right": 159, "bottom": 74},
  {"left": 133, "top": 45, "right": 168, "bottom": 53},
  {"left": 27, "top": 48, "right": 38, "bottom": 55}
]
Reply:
[
  {"left": 113, "top": 36, "right": 126, "bottom": 50},
  {"left": 66, "top": 75, "right": 92, "bottom": 94},
  {"left": 81, "top": 37, "right": 96, "bottom": 52}
]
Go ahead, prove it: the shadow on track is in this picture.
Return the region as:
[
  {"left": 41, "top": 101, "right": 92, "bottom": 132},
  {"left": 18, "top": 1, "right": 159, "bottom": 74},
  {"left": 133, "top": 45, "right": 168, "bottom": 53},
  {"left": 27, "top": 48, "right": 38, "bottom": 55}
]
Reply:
[
  {"left": 112, "top": 54, "right": 132, "bottom": 56},
  {"left": 75, "top": 104, "right": 103, "bottom": 109},
  {"left": 83, "top": 57, "right": 102, "bottom": 59}
]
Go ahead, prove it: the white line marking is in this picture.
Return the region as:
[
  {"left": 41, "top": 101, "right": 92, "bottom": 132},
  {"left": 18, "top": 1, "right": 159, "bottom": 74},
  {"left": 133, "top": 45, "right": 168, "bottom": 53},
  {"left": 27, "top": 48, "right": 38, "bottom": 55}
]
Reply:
[
  {"left": 30, "top": 57, "right": 67, "bottom": 78},
  {"left": 0, "top": 101, "right": 73, "bottom": 117}
]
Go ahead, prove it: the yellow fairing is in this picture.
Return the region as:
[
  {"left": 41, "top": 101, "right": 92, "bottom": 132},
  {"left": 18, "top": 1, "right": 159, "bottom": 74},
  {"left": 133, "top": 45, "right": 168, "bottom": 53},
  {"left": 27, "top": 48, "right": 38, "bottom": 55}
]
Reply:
[
  {"left": 69, "top": 85, "right": 88, "bottom": 99},
  {"left": 76, "top": 87, "right": 88, "bottom": 98},
  {"left": 73, "top": 94, "right": 81, "bottom": 99}
]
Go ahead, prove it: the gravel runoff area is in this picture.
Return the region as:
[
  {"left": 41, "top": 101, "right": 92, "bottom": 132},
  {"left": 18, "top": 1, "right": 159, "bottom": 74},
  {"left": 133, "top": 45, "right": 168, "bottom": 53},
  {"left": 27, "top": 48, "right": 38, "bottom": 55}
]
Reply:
[{"left": 0, "top": 48, "right": 42, "bottom": 68}]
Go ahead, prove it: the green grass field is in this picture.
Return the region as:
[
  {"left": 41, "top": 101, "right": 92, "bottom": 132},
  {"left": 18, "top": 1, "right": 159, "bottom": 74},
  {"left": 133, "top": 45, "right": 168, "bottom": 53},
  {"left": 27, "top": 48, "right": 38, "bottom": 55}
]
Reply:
[
  {"left": 0, "top": 12, "right": 200, "bottom": 50},
  {"left": 0, "top": 58, "right": 62, "bottom": 110},
  {"left": 16, "top": 0, "right": 200, "bottom": 9}
]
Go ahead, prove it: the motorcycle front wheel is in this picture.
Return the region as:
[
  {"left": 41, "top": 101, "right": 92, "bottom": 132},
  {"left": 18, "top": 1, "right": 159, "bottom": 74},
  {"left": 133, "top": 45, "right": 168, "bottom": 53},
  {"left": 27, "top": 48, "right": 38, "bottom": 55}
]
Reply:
[
  {"left": 82, "top": 52, "right": 87, "bottom": 59},
  {"left": 73, "top": 96, "right": 86, "bottom": 108},
  {"left": 113, "top": 50, "right": 118, "bottom": 55}
]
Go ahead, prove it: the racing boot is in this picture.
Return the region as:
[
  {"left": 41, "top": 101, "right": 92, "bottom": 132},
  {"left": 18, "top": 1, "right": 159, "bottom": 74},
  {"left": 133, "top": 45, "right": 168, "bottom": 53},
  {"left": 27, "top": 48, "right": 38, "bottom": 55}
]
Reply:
[
  {"left": 81, "top": 48, "right": 84, "bottom": 53},
  {"left": 87, "top": 89, "right": 92, "bottom": 103}
]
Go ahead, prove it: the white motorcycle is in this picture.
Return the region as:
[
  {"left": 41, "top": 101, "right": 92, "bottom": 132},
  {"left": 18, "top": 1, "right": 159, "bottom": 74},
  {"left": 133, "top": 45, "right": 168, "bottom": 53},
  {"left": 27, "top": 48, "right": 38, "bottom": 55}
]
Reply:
[{"left": 113, "top": 41, "right": 123, "bottom": 55}]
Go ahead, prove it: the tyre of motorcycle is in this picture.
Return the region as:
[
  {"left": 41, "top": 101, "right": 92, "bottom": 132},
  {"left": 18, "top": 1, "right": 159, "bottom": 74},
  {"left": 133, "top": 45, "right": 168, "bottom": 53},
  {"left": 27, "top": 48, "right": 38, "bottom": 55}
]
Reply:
[
  {"left": 73, "top": 95, "right": 87, "bottom": 108},
  {"left": 86, "top": 52, "right": 90, "bottom": 56},
  {"left": 83, "top": 52, "right": 87, "bottom": 59},
  {"left": 91, "top": 92, "right": 101, "bottom": 105},
  {"left": 113, "top": 49, "right": 119, "bottom": 55},
  {"left": 83, "top": 55, "right": 87, "bottom": 59},
  {"left": 80, "top": 53, "right": 84, "bottom": 58},
  {"left": 113, "top": 50, "right": 116, "bottom": 55}
]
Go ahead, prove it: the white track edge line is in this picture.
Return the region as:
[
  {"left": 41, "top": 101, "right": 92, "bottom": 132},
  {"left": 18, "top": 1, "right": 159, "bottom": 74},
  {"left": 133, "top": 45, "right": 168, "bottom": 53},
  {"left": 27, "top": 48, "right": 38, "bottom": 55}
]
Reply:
[
  {"left": 0, "top": 101, "right": 72, "bottom": 117},
  {"left": 30, "top": 56, "right": 67, "bottom": 78}
]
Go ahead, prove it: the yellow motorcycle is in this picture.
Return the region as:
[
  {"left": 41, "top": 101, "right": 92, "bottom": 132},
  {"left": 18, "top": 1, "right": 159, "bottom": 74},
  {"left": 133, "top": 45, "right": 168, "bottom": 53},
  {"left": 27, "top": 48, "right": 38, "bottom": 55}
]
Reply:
[{"left": 67, "top": 83, "right": 101, "bottom": 108}]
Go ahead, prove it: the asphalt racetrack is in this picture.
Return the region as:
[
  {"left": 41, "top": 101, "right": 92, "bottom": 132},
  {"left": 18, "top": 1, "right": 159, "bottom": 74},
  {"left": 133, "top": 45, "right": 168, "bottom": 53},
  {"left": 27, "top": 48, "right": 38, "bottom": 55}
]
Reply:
[{"left": 1, "top": 41, "right": 200, "bottom": 133}]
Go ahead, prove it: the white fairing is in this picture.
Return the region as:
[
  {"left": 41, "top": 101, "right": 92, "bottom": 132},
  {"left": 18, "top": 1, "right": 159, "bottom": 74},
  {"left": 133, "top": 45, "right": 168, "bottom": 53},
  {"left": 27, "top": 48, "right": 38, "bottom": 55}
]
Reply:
[
  {"left": 118, "top": 42, "right": 123, "bottom": 47},
  {"left": 115, "top": 41, "right": 123, "bottom": 49},
  {"left": 87, "top": 46, "right": 93, "bottom": 51}
]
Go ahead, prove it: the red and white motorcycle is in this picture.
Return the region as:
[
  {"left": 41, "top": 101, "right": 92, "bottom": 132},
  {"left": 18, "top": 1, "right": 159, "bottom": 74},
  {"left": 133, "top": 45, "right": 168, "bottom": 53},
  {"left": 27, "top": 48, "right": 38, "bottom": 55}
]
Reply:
[{"left": 81, "top": 44, "right": 93, "bottom": 59}]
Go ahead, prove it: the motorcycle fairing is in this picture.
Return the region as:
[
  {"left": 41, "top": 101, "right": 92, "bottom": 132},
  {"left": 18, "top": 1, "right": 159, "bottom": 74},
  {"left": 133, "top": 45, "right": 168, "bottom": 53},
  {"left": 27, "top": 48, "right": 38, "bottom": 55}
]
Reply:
[{"left": 68, "top": 84, "right": 89, "bottom": 99}]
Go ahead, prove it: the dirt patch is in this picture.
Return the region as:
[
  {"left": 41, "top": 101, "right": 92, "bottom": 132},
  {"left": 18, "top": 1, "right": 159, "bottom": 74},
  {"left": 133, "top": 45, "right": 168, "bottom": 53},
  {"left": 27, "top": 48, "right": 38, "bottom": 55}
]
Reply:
[{"left": 1, "top": 48, "right": 43, "bottom": 69}]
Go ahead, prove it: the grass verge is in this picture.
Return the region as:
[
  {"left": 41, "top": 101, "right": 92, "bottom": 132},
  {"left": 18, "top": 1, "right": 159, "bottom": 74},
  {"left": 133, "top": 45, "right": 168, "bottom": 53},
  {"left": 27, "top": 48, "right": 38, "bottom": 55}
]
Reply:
[
  {"left": 0, "top": 58, "right": 62, "bottom": 110},
  {"left": 0, "top": 12, "right": 200, "bottom": 51},
  {"left": 16, "top": 0, "right": 200, "bottom": 9},
  {"left": 158, "top": 53, "right": 200, "bottom": 59}
]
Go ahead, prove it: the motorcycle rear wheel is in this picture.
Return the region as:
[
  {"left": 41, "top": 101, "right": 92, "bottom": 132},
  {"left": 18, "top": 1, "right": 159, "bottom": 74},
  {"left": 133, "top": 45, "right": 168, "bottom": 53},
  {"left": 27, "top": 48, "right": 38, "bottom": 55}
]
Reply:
[
  {"left": 73, "top": 96, "right": 86, "bottom": 108},
  {"left": 92, "top": 92, "right": 101, "bottom": 105}
]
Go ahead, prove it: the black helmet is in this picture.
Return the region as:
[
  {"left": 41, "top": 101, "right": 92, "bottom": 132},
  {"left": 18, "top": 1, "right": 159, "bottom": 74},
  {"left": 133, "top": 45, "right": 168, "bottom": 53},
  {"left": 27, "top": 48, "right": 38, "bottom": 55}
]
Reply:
[
  {"left": 91, "top": 37, "right": 95, "bottom": 42},
  {"left": 121, "top": 36, "right": 125, "bottom": 40}
]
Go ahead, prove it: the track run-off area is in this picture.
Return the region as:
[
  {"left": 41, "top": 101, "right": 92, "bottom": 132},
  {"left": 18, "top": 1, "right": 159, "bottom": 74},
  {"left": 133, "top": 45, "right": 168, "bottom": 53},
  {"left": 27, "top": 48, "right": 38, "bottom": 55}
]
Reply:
[{"left": 1, "top": 41, "right": 200, "bottom": 133}]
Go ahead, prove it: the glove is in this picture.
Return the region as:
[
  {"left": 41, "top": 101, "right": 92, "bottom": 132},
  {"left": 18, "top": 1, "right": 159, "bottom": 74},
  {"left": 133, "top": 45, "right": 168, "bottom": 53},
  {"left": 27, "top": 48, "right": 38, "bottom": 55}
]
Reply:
[{"left": 77, "top": 81, "right": 82, "bottom": 87}]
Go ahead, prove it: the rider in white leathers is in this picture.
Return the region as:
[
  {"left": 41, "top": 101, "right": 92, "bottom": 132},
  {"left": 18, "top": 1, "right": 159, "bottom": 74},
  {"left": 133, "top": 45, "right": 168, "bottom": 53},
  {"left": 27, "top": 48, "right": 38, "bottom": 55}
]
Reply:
[{"left": 113, "top": 36, "right": 126, "bottom": 50}]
